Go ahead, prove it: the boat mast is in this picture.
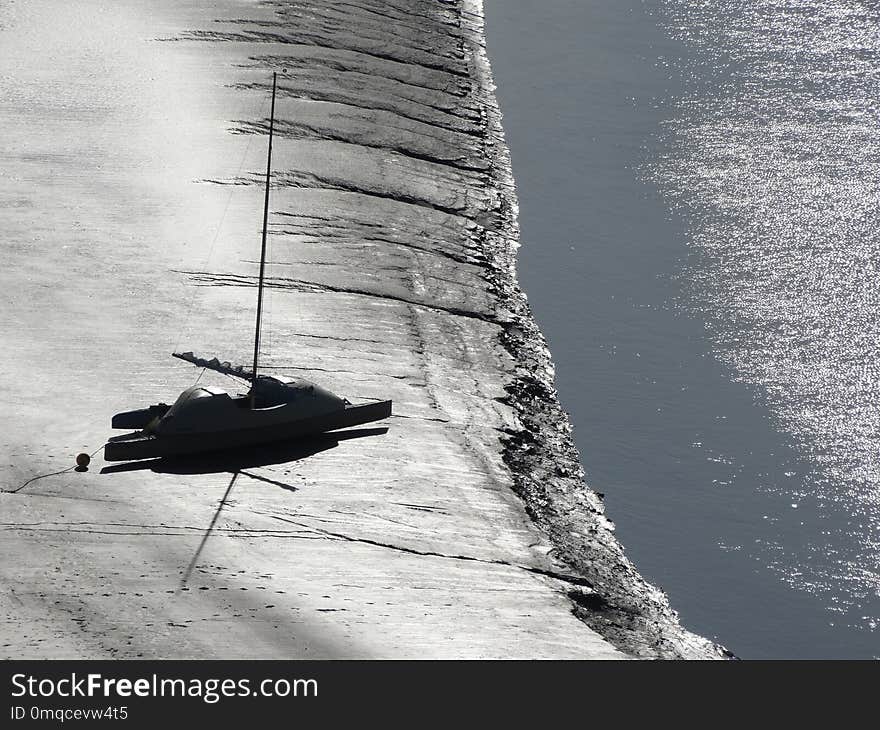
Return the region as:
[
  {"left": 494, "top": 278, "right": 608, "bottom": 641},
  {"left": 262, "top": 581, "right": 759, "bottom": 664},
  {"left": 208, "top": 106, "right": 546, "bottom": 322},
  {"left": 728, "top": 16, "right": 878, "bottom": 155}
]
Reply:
[{"left": 250, "top": 71, "right": 277, "bottom": 403}]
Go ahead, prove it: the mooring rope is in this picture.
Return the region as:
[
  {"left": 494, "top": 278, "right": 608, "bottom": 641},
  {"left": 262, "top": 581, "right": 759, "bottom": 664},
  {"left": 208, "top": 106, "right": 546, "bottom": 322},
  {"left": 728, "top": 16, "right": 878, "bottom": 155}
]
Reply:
[{"left": 5, "top": 443, "right": 106, "bottom": 495}]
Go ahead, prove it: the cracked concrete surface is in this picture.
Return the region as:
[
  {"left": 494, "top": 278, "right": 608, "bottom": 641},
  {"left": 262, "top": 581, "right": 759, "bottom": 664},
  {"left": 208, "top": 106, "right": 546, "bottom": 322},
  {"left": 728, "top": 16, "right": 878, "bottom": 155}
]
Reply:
[{"left": 0, "top": 0, "right": 725, "bottom": 658}]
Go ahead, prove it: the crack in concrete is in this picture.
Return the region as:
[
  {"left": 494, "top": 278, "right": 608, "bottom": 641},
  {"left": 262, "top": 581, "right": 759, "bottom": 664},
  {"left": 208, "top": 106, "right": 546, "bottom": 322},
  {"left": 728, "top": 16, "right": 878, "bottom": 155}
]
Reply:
[
  {"left": 389, "top": 413, "right": 450, "bottom": 424},
  {"left": 269, "top": 515, "right": 594, "bottom": 588},
  {"left": 0, "top": 521, "right": 315, "bottom": 537},
  {"left": 242, "top": 256, "right": 482, "bottom": 290},
  {"left": 0, "top": 527, "right": 323, "bottom": 538},
  {"left": 236, "top": 118, "right": 488, "bottom": 174},
  {"left": 263, "top": 227, "right": 481, "bottom": 266},
  {"left": 239, "top": 52, "right": 471, "bottom": 98},
  {"left": 236, "top": 74, "right": 481, "bottom": 125},
  {"left": 178, "top": 269, "right": 502, "bottom": 324},
  {"left": 198, "top": 171, "right": 489, "bottom": 222},
  {"left": 171, "top": 28, "right": 469, "bottom": 78}
]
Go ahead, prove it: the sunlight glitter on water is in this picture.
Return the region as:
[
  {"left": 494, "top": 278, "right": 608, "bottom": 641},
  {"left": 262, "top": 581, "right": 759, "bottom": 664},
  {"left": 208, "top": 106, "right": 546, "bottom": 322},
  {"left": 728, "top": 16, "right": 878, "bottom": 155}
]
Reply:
[{"left": 652, "top": 0, "right": 880, "bottom": 632}]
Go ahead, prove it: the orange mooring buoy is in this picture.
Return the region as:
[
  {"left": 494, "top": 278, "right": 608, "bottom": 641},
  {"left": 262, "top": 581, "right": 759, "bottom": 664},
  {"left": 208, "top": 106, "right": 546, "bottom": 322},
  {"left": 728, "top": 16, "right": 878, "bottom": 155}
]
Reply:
[{"left": 76, "top": 453, "right": 91, "bottom": 468}]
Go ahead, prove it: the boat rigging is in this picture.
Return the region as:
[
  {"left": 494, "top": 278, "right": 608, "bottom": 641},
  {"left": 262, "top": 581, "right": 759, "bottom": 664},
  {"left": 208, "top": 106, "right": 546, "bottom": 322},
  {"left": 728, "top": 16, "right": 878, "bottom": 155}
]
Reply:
[{"left": 104, "top": 72, "right": 392, "bottom": 462}]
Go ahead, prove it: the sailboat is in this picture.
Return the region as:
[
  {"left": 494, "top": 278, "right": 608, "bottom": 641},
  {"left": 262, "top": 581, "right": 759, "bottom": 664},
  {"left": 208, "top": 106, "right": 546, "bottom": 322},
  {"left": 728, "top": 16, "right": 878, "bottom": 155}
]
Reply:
[{"left": 104, "top": 73, "right": 392, "bottom": 462}]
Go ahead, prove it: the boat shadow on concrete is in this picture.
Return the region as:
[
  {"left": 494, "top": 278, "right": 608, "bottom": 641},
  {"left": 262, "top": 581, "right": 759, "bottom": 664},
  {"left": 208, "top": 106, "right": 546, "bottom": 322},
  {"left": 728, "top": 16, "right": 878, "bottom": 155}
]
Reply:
[
  {"left": 99, "top": 427, "right": 388, "bottom": 489},
  {"left": 101, "top": 427, "right": 387, "bottom": 591}
]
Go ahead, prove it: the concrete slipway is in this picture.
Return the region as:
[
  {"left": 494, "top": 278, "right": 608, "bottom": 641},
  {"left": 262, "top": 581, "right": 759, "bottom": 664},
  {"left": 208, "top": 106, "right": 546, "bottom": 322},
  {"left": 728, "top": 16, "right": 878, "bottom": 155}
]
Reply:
[{"left": 0, "top": 0, "right": 727, "bottom": 659}]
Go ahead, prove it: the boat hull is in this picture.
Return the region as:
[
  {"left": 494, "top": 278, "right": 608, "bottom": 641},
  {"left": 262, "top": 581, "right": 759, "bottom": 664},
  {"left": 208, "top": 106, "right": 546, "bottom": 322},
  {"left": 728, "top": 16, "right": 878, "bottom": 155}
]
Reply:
[
  {"left": 104, "top": 400, "right": 392, "bottom": 461},
  {"left": 111, "top": 404, "right": 170, "bottom": 429}
]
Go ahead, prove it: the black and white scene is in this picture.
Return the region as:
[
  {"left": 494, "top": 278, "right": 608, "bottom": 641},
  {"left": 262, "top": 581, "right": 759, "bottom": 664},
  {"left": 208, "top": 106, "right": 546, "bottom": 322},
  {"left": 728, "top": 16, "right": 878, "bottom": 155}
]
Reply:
[{"left": 2, "top": 0, "right": 878, "bottom": 662}]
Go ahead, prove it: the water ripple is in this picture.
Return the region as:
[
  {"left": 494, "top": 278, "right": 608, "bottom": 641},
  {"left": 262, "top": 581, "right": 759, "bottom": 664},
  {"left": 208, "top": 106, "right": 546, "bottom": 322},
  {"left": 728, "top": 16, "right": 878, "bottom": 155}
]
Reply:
[{"left": 650, "top": 0, "right": 880, "bottom": 633}]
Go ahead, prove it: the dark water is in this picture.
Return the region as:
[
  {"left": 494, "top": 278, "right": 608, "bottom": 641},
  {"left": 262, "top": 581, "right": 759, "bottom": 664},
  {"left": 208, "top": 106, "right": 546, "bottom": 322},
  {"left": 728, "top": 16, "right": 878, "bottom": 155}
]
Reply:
[{"left": 484, "top": 0, "right": 879, "bottom": 658}]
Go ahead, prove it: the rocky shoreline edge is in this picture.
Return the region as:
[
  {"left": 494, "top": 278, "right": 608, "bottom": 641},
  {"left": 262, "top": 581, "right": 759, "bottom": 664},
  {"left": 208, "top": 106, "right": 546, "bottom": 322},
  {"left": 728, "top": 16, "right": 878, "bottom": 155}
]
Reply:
[{"left": 462, "top": 0, "right": 731, "bottom": 659}]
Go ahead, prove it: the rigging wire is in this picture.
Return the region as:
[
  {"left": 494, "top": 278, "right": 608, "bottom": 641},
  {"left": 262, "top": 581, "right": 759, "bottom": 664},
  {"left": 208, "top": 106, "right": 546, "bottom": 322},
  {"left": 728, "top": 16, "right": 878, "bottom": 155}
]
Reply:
[
  {"left": 173, "top": 86, "right": 271, "bottom": 373},
  {"left": 6, "top": 81, "right": 284, "bottom": 499}
]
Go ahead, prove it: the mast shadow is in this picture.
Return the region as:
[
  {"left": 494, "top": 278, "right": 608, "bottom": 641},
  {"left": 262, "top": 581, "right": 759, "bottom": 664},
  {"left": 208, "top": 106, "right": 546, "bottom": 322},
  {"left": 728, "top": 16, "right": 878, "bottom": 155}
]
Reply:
[{"left": 100, "top": 427, "right": 388, "bottom": 477}]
